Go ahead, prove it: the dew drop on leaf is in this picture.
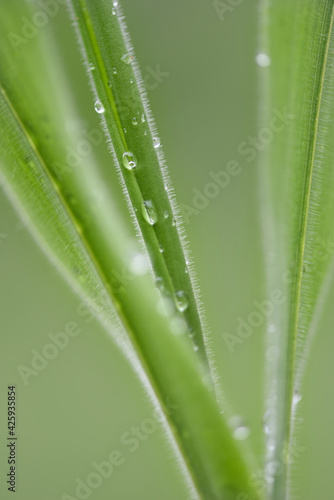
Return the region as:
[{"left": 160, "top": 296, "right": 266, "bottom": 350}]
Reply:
[
  {"left": 233, "top": 425, "right": 251, "bottom": 441},
  {"left": 153, "top": 137, "right": 160, "bottom": 148},
  {"left": 142, "top": 200, "right": 158, "bottom": 225},
  {"left": 262, "top": 409, "right": 272, "bottom": 435},
  {"left": 122, "top": 151, "right": 137, "bottom": 170},
  {"left": 229, "top": 415, "right": 250, "bottom": 441},
  {"left": 155, "top": 277, "right": 165, "bottom": 292},
  {"left": 129, "top": 252, "right": 146, "bottom": 275},
  {"left": 293, "top": 390, "right": 302, "bottom": 405},
  {"left": 94, "top": 100, "right": 104, "bottom": 113},
  {"left": 132, "top": 117, "right": 138, "bottom": 126},
  {"left": 255, "top": 53, "right": 271, "bottom": 67},
  {"left": 170, "top": 317, "right": 187, "bottom": 336},
  {"left": 121, "top": 53, "right": 132, "bottom": 65},
  {"left": 174, "top": 290, "right": 189, "bottom": 312}
]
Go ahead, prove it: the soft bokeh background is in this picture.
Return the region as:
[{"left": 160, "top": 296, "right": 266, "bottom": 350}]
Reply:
[{"left": 0, "top": 0, "right": 333, "bottom": 499}]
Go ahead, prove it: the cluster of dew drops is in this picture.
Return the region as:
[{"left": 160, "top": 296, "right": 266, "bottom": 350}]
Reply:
[
  {"left": 92, "top": 33, "right": 302, "bottom": 450},
  {"left": 92, "top": 42, "right": 193, "bottom": 339},
  {"left": 93, "top": 49, "right": 163, "bottom": 231}
]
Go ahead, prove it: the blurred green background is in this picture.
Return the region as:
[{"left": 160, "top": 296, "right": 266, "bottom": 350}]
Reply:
[{"left": 0, "top": 0, "right": 333, "bottom": 499}]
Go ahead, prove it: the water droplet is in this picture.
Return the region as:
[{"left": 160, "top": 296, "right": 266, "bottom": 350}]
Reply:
[
  {"left": 268, "top": 324, "right": 276, "bottom": 333},
  {"left": 144, "top": 130, "right": 147, "bottom": 136},
  {"left": 155, "top": 277, "right": 165, "bottom": 291},
  {"left": 132, "top": 117, "right": 138, "bottom": 126},
  {"left": 164, "top": 211, "right": 169, "bottom": 219},
  {"left": 129, "top": 252, "right": 147, "bottom": 275},
  {"left": 94, "top": 100, "right": 105, "bottom": 113},
  {"left": 268, "top": 439, "right": 276, "bottom": 452},
  {"left": 141, "top": 114, "right": 146, "bottom": 123},
  {"left": 113, "top": 0, "right": 118, "bottom": 5},
  {"left": 234, "top": 425, "right": 250, "bottom": 441},
  {"left": 170, "top": 317, "right": 187, "bottom": 336},
  {"left": 265, "top": 461, "right": 281, "bottom": 479},
  {"left": 153, "top": 137, "right": 160, "bottom": 148},
  {"left": 107, "top": 81, "right": 112, "bottom": 87},
  {"left": 193, "top": 344, "right": 199, "bottom": 352},
  {"left": 130, "top": 78, "right": 134, "bottom": 84},
  {"left": 263, "top": 409, "right": 272, "bottom": 435},
  {"left": 174, "top": 291, "right": 189, "bottom": 312},
  {"left": 159, "top": 244, "right": 164, "bottom": 253},
  {"left": 113, "top": 67, "right": 117, "bottom": 74},
  {"left": 256, "top": 53, "right": 271, "bottom": 67},
  {"left": 229, "top": 415, "right": 250, "bottom": 440},
  {"left": 142, "top": 200, "right": 158, "bottom": 225},
  {"left": 112, "top": 7, "right": 116, "bottom": 15},
  {"left": 293, "top": 390, "right": 302, "bottom": 405},
  {"left": 123, "top": 128, "right": 127, "bottom": 134},
  {"left": 89, "top": 62, "right": 95, "bottom": 71},
  {"left": 121, "top": 53, "right": 132, "bottom": 65},
  {"left": 172, "top": 219, "right": 176, "bottom": 227},
  {"left": 122, "top": 152, "right": 137, "bottom": 170}
]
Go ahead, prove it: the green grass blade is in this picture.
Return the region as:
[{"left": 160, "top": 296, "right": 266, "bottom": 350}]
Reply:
[
  {"left": 0, "top": 2, "right": 261, "bottom": 498},
  {"left": 258, "top": 0, "right": 334, "bottom": 497},
  {"left": 65, "top": 0, "right": 215, "bottom": 374}
]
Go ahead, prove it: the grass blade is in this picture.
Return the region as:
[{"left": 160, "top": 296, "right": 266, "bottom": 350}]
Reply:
[
  {"left": 258, "top": 0, "right": 334, "bottom": 497},
  {"left": 65, "top": 0, "right": 215, "bottom": 375},
  {"left": 0, "top": 1, "right": 261, "bottom": 498}
]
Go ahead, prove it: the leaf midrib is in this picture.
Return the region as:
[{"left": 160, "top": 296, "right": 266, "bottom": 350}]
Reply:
[
  {"left": 1, "top": 79, "right": 206, "bottom": 500},
  {"left": 75, "top": 0, "right": 211, "bottom": 368},
  {"left": 286, "top": 0, "right": 334, "bottom": 467}
]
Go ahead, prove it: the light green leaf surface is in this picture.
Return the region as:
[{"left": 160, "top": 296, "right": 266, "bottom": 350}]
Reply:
[
  {"left": 258, "top": 1, "right": 334, "bottom": 498},
  {"left": 0, "top": 1, "right": 261, "bottom": 499},
  {"left": 65, "top": 0, "right": 214, "bottom": 372}
]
